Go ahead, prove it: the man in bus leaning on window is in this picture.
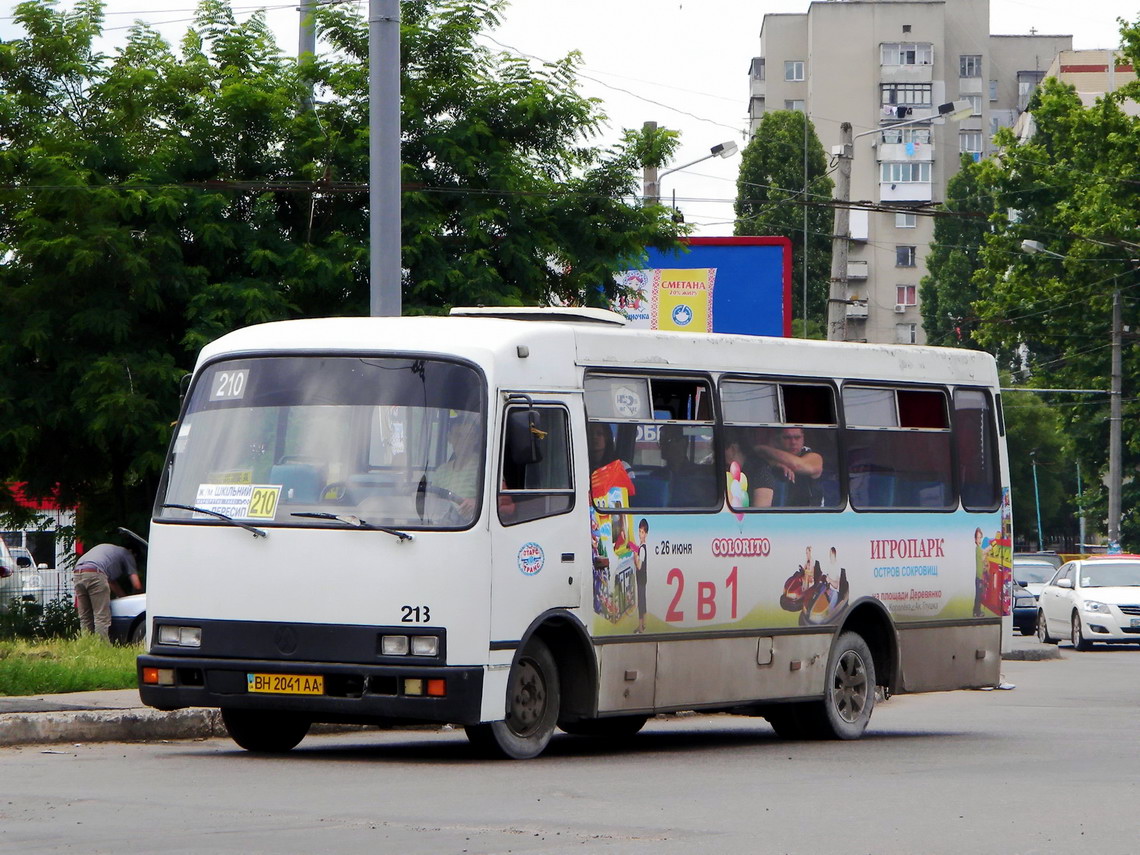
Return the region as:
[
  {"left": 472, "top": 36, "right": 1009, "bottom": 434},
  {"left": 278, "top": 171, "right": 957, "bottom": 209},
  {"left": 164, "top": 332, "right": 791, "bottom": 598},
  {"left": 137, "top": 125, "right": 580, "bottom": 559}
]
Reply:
[
  {"left": 754, "top": 427, "right": 824, "bottom": 507},
  {"left": 659, "top": 425, "right": 717, "bottom": 507}
]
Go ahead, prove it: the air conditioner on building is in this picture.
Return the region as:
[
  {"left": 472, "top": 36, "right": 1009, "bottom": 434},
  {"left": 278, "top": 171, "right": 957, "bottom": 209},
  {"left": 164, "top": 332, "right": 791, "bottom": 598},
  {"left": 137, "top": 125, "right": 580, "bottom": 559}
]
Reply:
[{"left": 894, "top": 304, "right": 907, "bottom": 313}]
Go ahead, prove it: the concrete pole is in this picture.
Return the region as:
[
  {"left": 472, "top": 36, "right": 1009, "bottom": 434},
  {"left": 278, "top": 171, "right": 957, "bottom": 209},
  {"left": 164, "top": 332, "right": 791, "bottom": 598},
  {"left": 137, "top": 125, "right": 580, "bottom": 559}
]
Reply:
[
  {"left": 1108, "top": 285, "right": 1122, "bottom": 546},
  {"left": 642, "top": 121, "right": 659, "bottom": 206},
  {"left": 369, "top": 0, "right": 402, "bottom": 317},
  {"left": 827, "top": 122, "right": 853, "bottom": 341},
  {"left": 299, "top": 0, "right": 316, "bottom": 60}
]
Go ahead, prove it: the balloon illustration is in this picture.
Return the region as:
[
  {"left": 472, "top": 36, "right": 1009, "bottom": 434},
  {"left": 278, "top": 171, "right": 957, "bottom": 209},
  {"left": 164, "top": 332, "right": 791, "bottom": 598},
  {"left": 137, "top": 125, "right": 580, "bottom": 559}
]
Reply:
[{"left": 727, "top": 473, "right": 748, "bottom": 521}]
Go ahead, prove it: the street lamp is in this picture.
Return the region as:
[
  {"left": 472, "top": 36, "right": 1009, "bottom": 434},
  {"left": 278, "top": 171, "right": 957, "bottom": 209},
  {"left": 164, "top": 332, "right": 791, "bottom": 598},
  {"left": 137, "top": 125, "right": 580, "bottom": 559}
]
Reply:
[
  {"left": 827, "top": 100, "right": 972, "bottom": 341},
  {"left": 1020, "top": 238, "right": 1123, "bottom": 549},
  {"left": 643, "top": 135, "right": 739, "bottom": 209},
  {"left": 1030, "top": 451, "right": 1044, "bottom": 551}
]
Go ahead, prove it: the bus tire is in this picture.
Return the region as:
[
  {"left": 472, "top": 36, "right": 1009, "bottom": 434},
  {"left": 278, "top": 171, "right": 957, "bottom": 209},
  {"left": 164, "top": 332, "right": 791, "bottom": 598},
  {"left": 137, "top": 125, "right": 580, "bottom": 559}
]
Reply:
[
  {"left": 222, "top": 708, "right": 311, "bottom": 753},
  {"left": 559, "top": 714, "right": 648, "bottom": 738},
  {"left": 803, "top": 631, "right": 875, "bottom": 740},
  {"left": 465, "top": 638, "right": 560, "bottom": 759}
]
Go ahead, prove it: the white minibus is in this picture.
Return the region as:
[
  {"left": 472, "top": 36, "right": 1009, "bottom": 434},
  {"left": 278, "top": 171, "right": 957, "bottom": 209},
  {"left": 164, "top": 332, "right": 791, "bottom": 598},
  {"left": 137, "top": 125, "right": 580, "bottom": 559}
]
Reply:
[{"left": 139, "top": 308, "right": 1012, "bottom": 758}]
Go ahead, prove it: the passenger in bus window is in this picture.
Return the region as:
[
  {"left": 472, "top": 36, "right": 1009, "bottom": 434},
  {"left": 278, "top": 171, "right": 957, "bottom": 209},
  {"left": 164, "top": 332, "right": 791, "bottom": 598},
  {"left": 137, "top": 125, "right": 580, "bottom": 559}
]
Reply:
[
  {"left": 588, "top": 421, "right": 619, "bottom": 471},
  {"left": 659, "top": 425, "right": 717, "bottom": 507},
  {"left": 589, "top": 422, "right": 635, "bottom": 506},
  {"left": 723, "top": 432, "right": 774, "bottom": 508},
  {"left": 754, "top": 427, "right": 824, "bottom": 507}
]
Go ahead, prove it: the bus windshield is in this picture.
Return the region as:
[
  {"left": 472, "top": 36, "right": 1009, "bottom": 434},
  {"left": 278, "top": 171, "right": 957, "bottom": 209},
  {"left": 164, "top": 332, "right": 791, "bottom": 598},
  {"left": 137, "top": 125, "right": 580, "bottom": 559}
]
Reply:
[{"left": 156, "top": 355, "right": 486, "bottom": 529}]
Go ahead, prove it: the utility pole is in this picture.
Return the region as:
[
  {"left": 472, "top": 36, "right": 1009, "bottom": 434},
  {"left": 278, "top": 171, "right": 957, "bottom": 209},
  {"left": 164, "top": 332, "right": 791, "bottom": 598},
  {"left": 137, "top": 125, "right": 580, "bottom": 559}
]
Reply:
[
  {"left": 827, "top": 122, "right": 853, "bottom": 342},
  {"left": 369, "top": 0, "right": 402, "bottom": 317},
  {"left": 642, "top": 121, "right": 659, "bottom": 206},
  {"left": 1108, "top": 285, "right": 1122, "bottom": 547},
  {"left": 299, "top": 0, "right": 316, "bottom": 62},
  {"left": 802, "top": 111, "right": 809, "bottom": 337}
]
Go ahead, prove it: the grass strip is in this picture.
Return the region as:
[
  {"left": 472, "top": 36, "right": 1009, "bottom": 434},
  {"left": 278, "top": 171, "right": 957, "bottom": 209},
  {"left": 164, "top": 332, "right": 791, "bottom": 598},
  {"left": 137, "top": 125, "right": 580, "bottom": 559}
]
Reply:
[{"left": 0, "top": 635, "right": 139, "bottom": 696}]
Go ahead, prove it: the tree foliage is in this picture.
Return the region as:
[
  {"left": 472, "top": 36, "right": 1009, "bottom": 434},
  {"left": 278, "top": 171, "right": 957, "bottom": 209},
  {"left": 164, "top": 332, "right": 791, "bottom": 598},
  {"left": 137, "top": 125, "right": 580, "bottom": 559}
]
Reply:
[
  {"left": 0, "top": 0, "right": 683, "bottom": 542},
  {"left": 965, "top": 15, "right": 1140, "bottom": 546},
  {"left": 1001, "top": 387, "right": 1076, "bottom": 548},
  {"left": 918, "top": 155, "right": 989, "bottom": 348},
  {"left": 733, "top": 110, "right": 833, "bottom": 334}
]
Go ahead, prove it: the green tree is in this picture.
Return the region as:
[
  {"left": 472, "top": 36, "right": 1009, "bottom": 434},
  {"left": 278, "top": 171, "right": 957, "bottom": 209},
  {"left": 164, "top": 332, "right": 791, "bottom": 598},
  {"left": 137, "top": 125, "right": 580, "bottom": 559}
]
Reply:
[
  {"left": 733, "top": 110, "right": 833, "bottom": 334},
  {"left": 1001, "top": 388, "right": 1076, "bottom": 550},
  {"left": 0, "top": 0, "right": 683, "bottom": 542},
  {"left": 968, "top": 15, "right": 1140, "bottom": 546},
  {"left": 918, "top": 155, "right": 989, "bottom": 348}
]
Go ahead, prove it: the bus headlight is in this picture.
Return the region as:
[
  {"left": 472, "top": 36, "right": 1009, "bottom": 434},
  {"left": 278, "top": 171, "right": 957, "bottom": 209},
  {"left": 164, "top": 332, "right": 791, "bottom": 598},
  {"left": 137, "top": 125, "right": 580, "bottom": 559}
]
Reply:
[
  {"left": 381, "top": 635, "right": 410, "bottom": 655},
  {"left": 380, "top": 634, "right": 439, "bottom": 656},
  {"left": 157, "top": 625, "right": 202, "bottom": 647}
]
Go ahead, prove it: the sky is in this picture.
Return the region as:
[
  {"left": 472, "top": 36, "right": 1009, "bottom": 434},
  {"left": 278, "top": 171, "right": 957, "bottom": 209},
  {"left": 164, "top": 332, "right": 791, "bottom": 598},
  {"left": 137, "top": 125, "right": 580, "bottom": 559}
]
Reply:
[{"left": 0, "top": 0, "right": 1133, "bottom": 234}]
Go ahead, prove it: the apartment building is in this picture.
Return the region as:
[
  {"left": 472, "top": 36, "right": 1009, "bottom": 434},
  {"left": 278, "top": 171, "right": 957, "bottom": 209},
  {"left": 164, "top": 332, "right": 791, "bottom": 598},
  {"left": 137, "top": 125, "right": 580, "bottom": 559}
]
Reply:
[
  {"left": 1015, "top": 49, "right": 1139, "bottom": 140},
  {"left": 747, "top": 0, "right": 1070, "bottom": 343}
]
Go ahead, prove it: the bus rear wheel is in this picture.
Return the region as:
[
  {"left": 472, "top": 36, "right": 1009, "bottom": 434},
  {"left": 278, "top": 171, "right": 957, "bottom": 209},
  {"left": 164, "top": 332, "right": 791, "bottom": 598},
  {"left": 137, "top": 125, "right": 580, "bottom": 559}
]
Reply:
[
  {"left": 465, "top": 638, "right": 560, "bottom": 759},
  {"left": 222, "top": 708, "right": 311, "bottom": 753},
  {"left": 801, "top": 631, "right": 876, "bottom": 740}
]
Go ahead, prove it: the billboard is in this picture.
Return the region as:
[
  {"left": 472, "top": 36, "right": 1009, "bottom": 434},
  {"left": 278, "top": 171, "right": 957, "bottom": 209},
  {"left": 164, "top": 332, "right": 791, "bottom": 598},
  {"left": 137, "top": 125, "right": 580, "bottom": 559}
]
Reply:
[{"left": 616, "top": 236, "right": 792, "bottom": 337}]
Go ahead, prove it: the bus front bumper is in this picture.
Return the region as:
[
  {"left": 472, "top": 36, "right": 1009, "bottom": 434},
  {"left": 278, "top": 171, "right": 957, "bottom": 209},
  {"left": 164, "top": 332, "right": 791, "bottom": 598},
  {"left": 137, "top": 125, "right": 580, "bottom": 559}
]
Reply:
[{"left": 137, "top": 654, "right": 485, "bottom": 726}]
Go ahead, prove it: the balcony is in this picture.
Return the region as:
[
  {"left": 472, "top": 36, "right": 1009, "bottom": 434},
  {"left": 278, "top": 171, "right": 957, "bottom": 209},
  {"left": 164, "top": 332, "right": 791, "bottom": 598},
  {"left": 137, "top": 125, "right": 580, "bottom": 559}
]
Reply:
[
  {"left": 880, "top": 182, "right": 933, "bottom": 203},
  {"left": 958, "top": 76, "right": 984, "bottom": 95},
  {"left": 877, "top": 142, "right": 934, "bottom": 162},
  {"left": 880, "top": 64, "right": 933, "bottom": 84},
  {"left": 846, "top": 300, "right": 869, "bottom": 319},
  {"left": 847, "top": 260, "right": 868, "bottom": 279}
]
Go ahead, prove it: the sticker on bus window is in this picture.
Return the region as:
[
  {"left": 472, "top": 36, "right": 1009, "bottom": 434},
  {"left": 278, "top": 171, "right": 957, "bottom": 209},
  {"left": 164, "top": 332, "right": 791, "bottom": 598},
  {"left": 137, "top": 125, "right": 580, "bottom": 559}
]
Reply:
[
  {"left": 207, "top": 470, "right": 253, "bottom": 485},
  {"left": 174, "top": 423, "right": 191, "bottom": 454},
  {"left": 613, "top": 385, "right": 642, "bottom": 419},
  {"left": 194, "top": 483, "right": 282, "bottom": 520},
  {"left": 209, "top": 368, "right": 249, "bottom": 401}
]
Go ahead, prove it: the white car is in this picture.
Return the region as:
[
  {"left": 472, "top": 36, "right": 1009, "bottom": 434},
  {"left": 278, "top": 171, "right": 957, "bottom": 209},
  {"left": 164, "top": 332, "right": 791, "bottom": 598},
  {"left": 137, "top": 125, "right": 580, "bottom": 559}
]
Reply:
[
  {"left": 1036, "top": 559, "right": 1140, "bottom": 650},
  {"left": 110, "top": 593, "right": 147, "bottom": 645}
]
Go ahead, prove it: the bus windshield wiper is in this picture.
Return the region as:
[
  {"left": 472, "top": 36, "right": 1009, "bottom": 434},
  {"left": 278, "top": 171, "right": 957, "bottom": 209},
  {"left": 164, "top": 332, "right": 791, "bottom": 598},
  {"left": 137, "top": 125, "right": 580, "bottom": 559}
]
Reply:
[
  {"left": 160, "top": 503, "right": 267, "bottom": 538},
  {"left": 291, "top": 512, "right": 414, "bottom": 542}
]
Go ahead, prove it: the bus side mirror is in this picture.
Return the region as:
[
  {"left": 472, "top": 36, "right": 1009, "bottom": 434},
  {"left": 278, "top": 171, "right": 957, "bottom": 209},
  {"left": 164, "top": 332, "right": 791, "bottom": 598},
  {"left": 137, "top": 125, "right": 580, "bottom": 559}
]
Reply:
[{"left": 506, "top": 409, "right": 544, "bottom": 466}]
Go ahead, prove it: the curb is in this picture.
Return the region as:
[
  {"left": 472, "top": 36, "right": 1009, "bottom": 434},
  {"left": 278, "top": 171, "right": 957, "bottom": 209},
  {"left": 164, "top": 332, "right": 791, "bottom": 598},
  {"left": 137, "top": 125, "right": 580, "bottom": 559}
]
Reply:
[
  {"left": 1001, "top": 646, "right": 1062, "bottom": 661},
  {"left": 0, "top": 707, "right": 224, "bottom": 747},
  {"left": 0, "top": 708, "right": 382, "bottom": 748}
]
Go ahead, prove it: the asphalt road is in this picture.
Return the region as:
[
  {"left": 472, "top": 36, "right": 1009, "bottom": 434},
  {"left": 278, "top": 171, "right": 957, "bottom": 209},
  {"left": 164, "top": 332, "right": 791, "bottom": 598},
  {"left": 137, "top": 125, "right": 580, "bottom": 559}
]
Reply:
[{"left": 2, "top": 642, "right": 1137, "bottom": 855}]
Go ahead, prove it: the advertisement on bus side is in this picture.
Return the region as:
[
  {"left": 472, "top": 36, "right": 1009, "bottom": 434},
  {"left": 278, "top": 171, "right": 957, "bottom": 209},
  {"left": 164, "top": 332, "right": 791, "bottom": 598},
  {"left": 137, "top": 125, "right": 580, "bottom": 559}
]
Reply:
[{"left": 588, "top": 490, "right": 1012, "bottom": 636}]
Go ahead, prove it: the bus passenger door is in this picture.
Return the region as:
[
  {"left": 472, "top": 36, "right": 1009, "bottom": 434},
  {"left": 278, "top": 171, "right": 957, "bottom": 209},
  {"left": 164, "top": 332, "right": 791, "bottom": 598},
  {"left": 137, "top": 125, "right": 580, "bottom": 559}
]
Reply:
[{"left": 490, "top": 397, "right": 584, "bottom": 641}]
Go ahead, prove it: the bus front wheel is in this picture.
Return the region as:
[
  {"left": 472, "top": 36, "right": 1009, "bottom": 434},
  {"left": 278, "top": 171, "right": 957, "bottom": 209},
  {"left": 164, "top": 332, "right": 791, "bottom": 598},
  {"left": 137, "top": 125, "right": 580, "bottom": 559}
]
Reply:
[
  {"left": 222, "top": 708, "right": 311, "bottom": 753},
  {"left": 465, "top": 638, "right": 560, "bottom": 759}
]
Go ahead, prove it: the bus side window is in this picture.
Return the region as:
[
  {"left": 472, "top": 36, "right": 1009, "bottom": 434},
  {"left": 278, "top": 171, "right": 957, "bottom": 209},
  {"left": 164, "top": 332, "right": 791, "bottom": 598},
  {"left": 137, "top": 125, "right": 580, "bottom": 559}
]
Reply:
[
  {"left": 843, "top": 385, "right": 953, "bottom": 510},
  {"left": 499, "top": 406, "right": 574, "bottom": 525},
  {"left": 954, "top": 388, "right": 1000, "bottom": 510}
]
